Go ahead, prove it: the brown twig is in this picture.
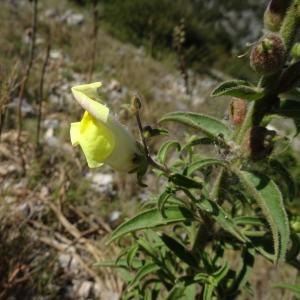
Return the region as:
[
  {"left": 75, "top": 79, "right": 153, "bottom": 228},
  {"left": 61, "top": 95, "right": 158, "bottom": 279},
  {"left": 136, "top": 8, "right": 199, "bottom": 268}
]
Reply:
[
  {"left": 36, "top": 35, "right": 51, "bottom": 152},
  {"left": 16, "top": 0, "right": 38, "bottom": 172},
  {"left": 0, "top": 63, "right": 19, "bottom": 142},
  {"left": 173, "top": 20, "right": 190, "bottom": 95}
]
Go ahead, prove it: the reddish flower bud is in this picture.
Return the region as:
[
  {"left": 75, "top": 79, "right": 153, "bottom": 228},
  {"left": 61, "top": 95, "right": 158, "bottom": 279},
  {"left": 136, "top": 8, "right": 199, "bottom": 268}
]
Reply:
[
  {"left": 242, "top": 126, "right": 276, "bottom": 160},
  {"left": 264, "top": 0, "right": 292, "bottom": 32},
  {"left": 250, "top": 34, "right": 286, "bottom": 75},
  {"left": 230, "top": 98, "right": 247, "bottom": 126}
]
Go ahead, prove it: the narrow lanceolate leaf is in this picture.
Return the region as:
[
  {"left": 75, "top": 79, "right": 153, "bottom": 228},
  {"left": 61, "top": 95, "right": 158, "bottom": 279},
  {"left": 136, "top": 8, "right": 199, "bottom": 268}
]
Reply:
[
  {"left": 211, "top": 80, "right": 264, "bottom": 101},
  {"left": 211, "top": 80, "right": 251, "bottom": 95},
  {"left": 165, "top": 285, "right": 185, "bottom": 300},
  {"left": 196, "top": 198, "right": 248, "bottom": 243},
  {"left": 126, "top": 244, "right": 139, "bottom": 269},
  {"left": 186, "top": 159, "right": 227, "bottom": 176},
  {"left": 234, "top": 216, "right": 264, "bottom": 226},
  {"left": 95, "top": 258, "right": 142, "bottom": 269},
  {"left": 106, "top": 206, "right": 194, "bottom": 244},
  {"left": 237, "top": 170, "right": 290, "bottom": 263},
  {"left": 213, "top": 263, "right": 229, "bottom": 285},
  {"left": 159, "top": 112, "right": 232, "bottom": 141},
  {"left": 272, "top": 283, "right": 300, "bottom": 296},
  {"left": 169, "top": 173, "right": 203, "bottom": 189},
  {"left": 158, "top": 190, "right": 174, "bottom": 216},
  {"left": 181, "top": 137, "right": 215, "bottom": 154},
  {"left": 128, "top": 263, "right": 160, "bottom": 290},
  {"left": 157, "top": 140, "right": 181, "bottom": 164}
]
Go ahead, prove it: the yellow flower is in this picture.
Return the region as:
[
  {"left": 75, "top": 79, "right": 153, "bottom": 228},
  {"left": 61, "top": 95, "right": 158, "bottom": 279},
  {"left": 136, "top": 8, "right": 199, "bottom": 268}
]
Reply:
[{"left": 70, "top": 82, "right": 143, "bottom": 172}]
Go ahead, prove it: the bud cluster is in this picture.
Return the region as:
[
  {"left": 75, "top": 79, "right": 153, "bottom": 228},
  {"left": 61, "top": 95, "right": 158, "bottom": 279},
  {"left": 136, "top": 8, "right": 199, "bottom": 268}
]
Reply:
[
  {"left": 230, "top": 98, "right": 247, "bottom": 126},
  {"left": 264, "top": 0, "right": 292, "bottom": 32},
  {"left": 250, "top": 34, "right": 286, "bottom": 75}
]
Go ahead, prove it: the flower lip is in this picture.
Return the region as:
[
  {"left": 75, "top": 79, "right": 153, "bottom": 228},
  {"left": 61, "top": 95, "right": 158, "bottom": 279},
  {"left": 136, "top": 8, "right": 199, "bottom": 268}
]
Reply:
[{"left": 71, "top": 82, "right": 109, "bottom": 123}]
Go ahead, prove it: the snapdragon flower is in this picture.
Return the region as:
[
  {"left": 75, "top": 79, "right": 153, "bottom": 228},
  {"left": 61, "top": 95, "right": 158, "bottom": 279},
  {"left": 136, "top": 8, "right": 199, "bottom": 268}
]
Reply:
[{"left": 70, "top": 82, "right": 144, "bottom": 172}]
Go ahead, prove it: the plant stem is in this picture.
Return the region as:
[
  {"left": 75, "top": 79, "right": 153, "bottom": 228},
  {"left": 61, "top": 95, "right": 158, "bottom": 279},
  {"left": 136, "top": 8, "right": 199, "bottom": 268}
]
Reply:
[
  {"left": 87, "top": 0, "right": 99, "bottom": 81},
  {"left": 16, "top": 0, "right": 38, "bottom": 174},
  {"left": 135, "top": 107, "right": 169, "bottom": 173},
  {"left": 36, "top": 36, "right": 51, "bottom": 152}
]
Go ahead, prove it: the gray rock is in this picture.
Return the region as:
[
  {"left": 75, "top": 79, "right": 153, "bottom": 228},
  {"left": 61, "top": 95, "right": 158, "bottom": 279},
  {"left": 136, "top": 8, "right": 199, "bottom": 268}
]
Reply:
[
  {"left": 86, "top": 172, "right": 114, "bottom": 193},
  {"left": 50, "top": 49, "right": 63, "bottom": 60},
  {"left": 44, "top": 8, "right": 59, "bottom": 19},
  {"left": 61, "top": 11, "right": 85, "bottom": 26},
  {"left": 8, "top": 98, "right": 34, "bottom": 115},
  {"left": 109, "top": 210, "right": 121, "bottom": 223},
  {"left": 77, "top": 281, "right": 93, "bottom": 299}
]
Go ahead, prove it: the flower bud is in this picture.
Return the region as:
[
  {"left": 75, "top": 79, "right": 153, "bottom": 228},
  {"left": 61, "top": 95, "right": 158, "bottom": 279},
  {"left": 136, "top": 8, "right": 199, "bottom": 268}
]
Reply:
[
  {"left": 131, "top": 94, "right": 142, "bottom": 114},
  {"left": 230, "top": 98, "right": 247, "bottom": 126},
  {"left": 241, "top": 126, "right": 276, "bottom": 160},
  {"left": 250, "top": 34, "right": 286, "bottom": 75},
  {"left": 264, "top": 0, "right": 292, "bottom": 32}
]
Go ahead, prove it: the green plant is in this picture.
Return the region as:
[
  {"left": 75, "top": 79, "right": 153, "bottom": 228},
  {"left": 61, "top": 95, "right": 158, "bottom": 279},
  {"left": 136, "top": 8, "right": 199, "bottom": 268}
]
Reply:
[{"left": 92, "top": 1, "right": 300, "bottom": 298}]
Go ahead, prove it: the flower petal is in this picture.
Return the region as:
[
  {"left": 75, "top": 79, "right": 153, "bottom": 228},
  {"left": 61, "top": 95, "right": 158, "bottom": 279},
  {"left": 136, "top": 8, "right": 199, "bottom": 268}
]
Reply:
[
  {"left": 71, "top": 82, "right": 109, "bottom": 123},
  {"left": 70, "top": 122, "right": 80, "bottom": 146},
  {"left": 77, "top": 112, "right": 116, "bottom": 168}
]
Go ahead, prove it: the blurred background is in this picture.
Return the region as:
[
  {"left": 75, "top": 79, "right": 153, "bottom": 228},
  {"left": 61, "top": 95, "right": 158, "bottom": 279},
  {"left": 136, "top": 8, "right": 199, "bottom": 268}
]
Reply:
[{"left": 1, "top": 0, "right": 299, "bottom": 299}]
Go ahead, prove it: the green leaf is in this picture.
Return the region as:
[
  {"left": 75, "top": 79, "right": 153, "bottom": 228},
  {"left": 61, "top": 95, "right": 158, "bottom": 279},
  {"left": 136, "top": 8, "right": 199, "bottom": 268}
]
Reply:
[
  {"left": 160, "top": 233, "right": 198, "bottom": 267},
  {"left": 237, "top": 170, "right": 290, "bottom": 263},
  {"left": 159, "top": 112, "right": 232, "bottom": 141},
  {"left": 196, "top": 198, "right": 249, "bottom": 243},
  {"left": 181, "top": 137, "right": 216, "bottom": 154},
  {"left": 95, "top": 258, "right": 142, "bottom": 269},
  {"left": 158, "top": 190, "right": 174, "bottom": 217},
  {"left": 194, "top": 273, "right": 210, "bottom": 283},
  {"left": 234, "top": 216, "right": 265, "bottom": 226},
  {"left": 278, "top": 60, "right": 300, "bottom": 93},
  {"left": 143, "top": 126, "right": 169, "bottom": 138},
  {"left": 157, "top": 140, "right": 181, "bottom": 164},
  {"left": 212, "top": 80, "right": 251, "bottom": 94},
  {"left": 128, "top": 262, "right": 160, "bottom": 290},
  {"left": 137, "top": 238, "right": 160, "bottom": 262},
  {"left": 272, "top": 283, "right": 300, "bottom": 296},
  {"left": 169, "top": 173, "right": 203, "bottom": 189},
  {"left": 186, "top": 159, "right": 227, "bottom": 176},
  {"left": 126, "top": 244, "right": 139, "bottom": 269},
  {"left": 203, "top": 283, "right": 215, "bottom": 300},
  {"left": 165, "top": 285, "right": 185, "bottom": 300},
  {"left": 211, "top": 80, "right": 264, "bottom": 100},
  {"left": 213, "top": 263, "right": 229, "bottom": 284},
  {"left": 107, "top": 206, "right": 194, "bottom": 244}
]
